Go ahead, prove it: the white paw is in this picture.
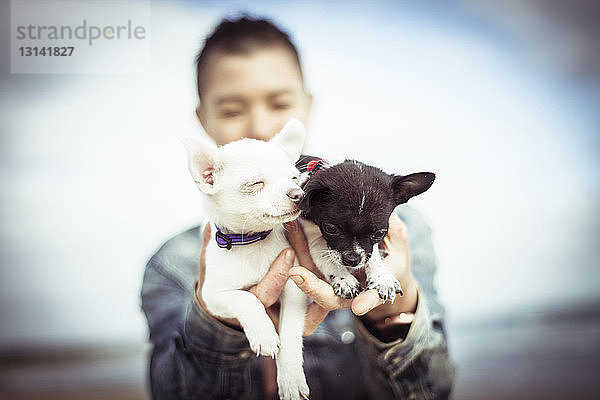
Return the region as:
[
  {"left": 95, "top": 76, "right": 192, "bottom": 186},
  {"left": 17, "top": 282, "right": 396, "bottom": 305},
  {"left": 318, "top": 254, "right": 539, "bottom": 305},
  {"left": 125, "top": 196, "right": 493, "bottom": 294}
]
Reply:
[
  {"left": 244, "top": 324, "right": 280, "bottom": 357},
  {"left": 278, "top": 369, "right": 310, "bottom": 400},
  {"left": 366, "top": 271, "right": 403, "bottom": 302},
  {"left": 329, "top": 274, "right": 363, "bottom": 299}
]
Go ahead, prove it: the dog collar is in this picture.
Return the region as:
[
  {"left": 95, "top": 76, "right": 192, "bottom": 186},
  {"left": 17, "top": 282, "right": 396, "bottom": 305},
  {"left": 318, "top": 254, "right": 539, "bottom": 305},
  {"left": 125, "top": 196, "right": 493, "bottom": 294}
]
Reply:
[
  {"left": 214, "top": 225, "right": 272, "bottom": 250},
  {"left": 296, "top": 155, "right": 327, "bottom": 176},
  {"left": 307, "top": 159, "right": 325, "bottom": 176}
]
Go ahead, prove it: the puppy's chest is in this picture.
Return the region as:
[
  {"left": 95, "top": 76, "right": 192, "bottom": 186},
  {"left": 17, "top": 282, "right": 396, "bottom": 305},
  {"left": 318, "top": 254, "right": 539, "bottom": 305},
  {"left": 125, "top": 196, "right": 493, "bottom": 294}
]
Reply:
[{"left": 205, "top": 229, "right": 288, "bottom": 289}]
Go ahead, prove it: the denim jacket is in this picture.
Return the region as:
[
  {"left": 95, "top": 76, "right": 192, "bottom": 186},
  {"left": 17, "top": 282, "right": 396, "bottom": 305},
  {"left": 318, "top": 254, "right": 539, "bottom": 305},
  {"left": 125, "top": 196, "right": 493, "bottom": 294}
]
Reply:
[{"left": 141, "top": 206, "right": 455, "bottom": 399}]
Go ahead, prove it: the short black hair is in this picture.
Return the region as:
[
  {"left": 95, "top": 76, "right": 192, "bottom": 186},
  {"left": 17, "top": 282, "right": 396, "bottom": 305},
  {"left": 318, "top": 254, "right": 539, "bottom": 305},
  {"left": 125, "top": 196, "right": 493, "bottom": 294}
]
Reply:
[{"left": 195, "top": 16, "right": 303, "bottom": 100}]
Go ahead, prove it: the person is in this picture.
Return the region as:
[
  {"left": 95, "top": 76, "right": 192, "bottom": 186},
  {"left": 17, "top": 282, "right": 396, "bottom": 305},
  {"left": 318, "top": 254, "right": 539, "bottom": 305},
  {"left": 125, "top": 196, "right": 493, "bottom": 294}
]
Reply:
[{"left": 141, "top": 16, "right": 455, "bottom": 400}]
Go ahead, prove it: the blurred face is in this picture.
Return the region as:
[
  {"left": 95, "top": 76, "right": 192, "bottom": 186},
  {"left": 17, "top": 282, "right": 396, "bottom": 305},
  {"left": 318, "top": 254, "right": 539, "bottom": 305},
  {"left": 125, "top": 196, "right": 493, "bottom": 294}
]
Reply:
[{"left": 197, "top": 47, "right": 312, "bottom": 145}]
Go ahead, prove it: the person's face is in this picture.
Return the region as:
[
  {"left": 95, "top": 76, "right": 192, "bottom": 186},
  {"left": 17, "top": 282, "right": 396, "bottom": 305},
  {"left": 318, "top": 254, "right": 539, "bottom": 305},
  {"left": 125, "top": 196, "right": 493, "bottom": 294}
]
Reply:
[{"left": 196, "top": 47, "right": 312, "bottom": 145}]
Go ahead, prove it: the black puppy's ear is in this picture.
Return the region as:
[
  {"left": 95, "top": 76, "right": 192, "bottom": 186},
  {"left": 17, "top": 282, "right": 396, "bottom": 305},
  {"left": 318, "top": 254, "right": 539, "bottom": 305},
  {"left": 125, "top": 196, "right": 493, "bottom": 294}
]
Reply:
[
  {"left": 298, "top": 180, "right": 328, "bottom": 212},
  {"left": 392, "top": 172, "right": 435, "bottom": 204}
]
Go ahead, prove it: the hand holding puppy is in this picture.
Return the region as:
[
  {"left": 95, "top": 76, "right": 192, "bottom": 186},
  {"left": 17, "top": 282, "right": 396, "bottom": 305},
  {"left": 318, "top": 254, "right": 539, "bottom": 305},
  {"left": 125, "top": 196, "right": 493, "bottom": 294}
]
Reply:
[
  {"left": 196, "top": 213, "right": 417, "bottom": 338},
  {"left": 195, "top": 223, "right": 332, "bottom": 337},
  {"left": 285, "top": 214, "right": 418, "bottom": 335}
]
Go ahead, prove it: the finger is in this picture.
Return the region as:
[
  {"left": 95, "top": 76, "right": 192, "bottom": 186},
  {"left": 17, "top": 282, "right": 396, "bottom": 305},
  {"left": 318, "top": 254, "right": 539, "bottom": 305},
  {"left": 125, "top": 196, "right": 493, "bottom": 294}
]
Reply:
[
  {"left": 289, "top": 266, "right": 351, "bottom": 311},
  {"left": 265, "top": 303, "right": 281, "bottom": 333},
  {"left": 351, "top": 289, "right": 384, "bottom": 316},
  {"left": 386, "top": 213, "right": 408, "bottom": 244},
  {"left": 303, "top": 302, "right": 329, "bottom": 336},
  {"left": 381, "top": 214, "right": 409, "bottom": 265},
  {"left": 249, "top": 248, "right": 295, "bottom": 308},
  {"left": 202, "top": 222, "right": 211, "bottom": 245},
  {"left": 197, "top": 223, "right": 211, "bottom": 292},
  {"left": 381, "top": 214, "right": 411, "bottom": 277},
  {"left": 284, "top": 221, "right": 325, "bottom": 280}
]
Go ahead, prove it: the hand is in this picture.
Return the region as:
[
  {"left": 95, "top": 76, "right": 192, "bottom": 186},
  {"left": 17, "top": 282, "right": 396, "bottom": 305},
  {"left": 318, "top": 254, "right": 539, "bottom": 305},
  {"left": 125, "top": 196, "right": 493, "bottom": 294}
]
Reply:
[
  {"left": 195, "top": 224, "right": 330, "bottom": 335},
  {"left": 360, "top": 213, "right": 418, "bottom": 322},
  {"left": 284, "top": 214, "right": 418, "bottom": 331}
]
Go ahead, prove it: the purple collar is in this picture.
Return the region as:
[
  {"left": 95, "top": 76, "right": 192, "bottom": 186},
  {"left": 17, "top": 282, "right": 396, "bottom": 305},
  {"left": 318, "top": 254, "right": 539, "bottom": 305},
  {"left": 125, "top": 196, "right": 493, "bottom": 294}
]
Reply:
[{"left": 214, "top": 225, "right": 272, "bottom": 250}]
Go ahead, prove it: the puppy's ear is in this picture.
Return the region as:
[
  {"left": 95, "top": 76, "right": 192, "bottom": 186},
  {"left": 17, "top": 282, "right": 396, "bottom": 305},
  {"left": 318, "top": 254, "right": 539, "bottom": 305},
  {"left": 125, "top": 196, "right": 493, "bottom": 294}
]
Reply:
[
  {"left": 392, "top": 172, "right": 435, "bottom": 204},
  {"left": 269, "top": 118, "right": 305, "bottom": 162},
  {"left": 181, "top": 137, "right": 221, "bottom": 194},
  {"left": 298, "top": 180, "right": 328, "bottom": 213}
]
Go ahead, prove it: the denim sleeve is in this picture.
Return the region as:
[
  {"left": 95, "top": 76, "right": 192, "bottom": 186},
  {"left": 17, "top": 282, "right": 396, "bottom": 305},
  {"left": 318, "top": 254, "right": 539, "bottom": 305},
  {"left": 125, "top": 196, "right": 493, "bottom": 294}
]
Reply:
[
  {"left": 353, "top": 207, "right": 455, "bottom": 400},
  {"left": 140, "top": 227, "right": 260, "bottom": 400}
]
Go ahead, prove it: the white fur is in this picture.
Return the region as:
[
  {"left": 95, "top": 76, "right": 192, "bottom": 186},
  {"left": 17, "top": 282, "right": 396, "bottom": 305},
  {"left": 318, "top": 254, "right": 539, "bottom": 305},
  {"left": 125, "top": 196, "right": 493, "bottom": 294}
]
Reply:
[
  {"left": 183, "top": 118, "right": 310, "bottom": 400},
  {"left": 358, "top": 191, "right": 366, "bottom": 215}
]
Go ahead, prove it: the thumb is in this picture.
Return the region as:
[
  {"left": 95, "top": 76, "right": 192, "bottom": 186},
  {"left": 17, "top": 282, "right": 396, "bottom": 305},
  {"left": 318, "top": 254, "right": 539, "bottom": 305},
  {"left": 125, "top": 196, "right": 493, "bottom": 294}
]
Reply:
[
  {"left": 289, "top": 266, "right": 350, "bottom": 311},
  {"left": 351, "top": 289, "right": 383, "bottom": 316},
  {"left": 249, "top": 248, "right": 295, "bottom": 307},
  {"left": 288, "top": 266, "right": 330, "bottom": 296},
  {"left": 202, "top": 222, "right": 211, "bottom": 246}
]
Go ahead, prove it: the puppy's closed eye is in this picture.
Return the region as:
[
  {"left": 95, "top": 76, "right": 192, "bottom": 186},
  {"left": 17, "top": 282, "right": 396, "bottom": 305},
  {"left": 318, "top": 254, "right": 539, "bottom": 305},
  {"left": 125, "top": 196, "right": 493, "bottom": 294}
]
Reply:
[{"left": 240, "top": 181, "right": 265, "bottom": 193}]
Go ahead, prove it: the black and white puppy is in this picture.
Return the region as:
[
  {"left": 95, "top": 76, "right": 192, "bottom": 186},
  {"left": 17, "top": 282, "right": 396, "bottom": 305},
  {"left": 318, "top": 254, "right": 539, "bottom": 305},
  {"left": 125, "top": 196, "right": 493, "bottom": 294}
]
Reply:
[{"left": 296, "top": 156, "right": 435, "bottom": 301}]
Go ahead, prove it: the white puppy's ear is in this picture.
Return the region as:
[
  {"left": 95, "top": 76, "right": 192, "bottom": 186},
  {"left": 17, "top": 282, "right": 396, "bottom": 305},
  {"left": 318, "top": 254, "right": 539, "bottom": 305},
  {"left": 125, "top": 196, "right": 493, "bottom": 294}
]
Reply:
[
  {"left": 181, "top": 137, "right": 221, "bottom": 194},
  {"left": 269, "top": 118, "right": 305, "bottom": 162}
]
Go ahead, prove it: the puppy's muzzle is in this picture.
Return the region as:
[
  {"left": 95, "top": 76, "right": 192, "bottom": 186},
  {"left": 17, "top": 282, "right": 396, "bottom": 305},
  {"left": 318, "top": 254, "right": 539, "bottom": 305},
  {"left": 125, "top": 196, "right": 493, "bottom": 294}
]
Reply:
[
  {"left": 287, "top": 188, "right": 304, "bottom": 204},
  {"left": 341, "top": 251, "right": 362, "bottom": 267}
]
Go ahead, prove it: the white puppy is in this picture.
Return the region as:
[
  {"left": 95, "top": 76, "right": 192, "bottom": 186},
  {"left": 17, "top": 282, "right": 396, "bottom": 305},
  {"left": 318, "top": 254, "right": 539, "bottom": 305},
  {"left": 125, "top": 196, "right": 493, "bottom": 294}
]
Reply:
[{"left": 182, "top": 119, "right": 310, "bottom": 400}]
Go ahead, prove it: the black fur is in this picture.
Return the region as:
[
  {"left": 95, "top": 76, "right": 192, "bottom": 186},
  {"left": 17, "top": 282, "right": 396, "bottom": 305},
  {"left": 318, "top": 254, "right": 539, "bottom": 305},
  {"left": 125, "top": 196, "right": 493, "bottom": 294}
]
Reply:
[{"left": 299, "top": 159, "right": 435, "bottom": 268}]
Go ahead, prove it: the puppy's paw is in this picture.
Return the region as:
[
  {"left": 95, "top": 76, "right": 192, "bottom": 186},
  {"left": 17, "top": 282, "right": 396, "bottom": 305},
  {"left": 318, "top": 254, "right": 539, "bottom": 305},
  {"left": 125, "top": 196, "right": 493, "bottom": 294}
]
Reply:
[
  {"left": 278, "top": 369, "right": 310, "bottom": 400},
  {"left": 329, "top": 274, "right": 363, "bottom": 299},
  {"left": 244, "top": 325, "right": 280, "bottom": 358},
  {"left": 366, "top": 272, "right": 403, "bottom": 302}
]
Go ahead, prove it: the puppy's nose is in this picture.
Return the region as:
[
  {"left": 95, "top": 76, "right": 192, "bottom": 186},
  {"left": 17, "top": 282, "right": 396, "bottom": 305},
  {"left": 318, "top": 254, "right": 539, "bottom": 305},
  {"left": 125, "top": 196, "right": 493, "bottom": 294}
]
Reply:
[
  {"left": 341, "top": 251, "right": 361, "bottom": 267},
  {"left": 287, "top": 188, "right": 304, "bottom": 203}
]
